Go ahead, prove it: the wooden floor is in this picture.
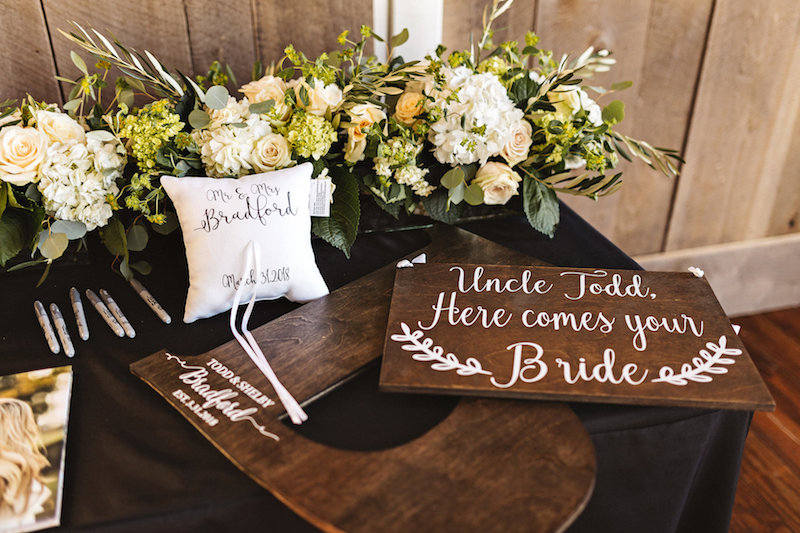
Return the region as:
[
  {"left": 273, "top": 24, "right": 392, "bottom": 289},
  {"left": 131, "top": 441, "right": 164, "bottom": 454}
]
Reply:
[{"left": 729, "top": 306, "right": 800, "bottom": 532}]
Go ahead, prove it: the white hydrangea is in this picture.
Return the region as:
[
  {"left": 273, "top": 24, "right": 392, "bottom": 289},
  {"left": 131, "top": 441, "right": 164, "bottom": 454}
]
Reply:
[
  {"left": 37, "top": 133, "right": 125, "bottom": 231},
  {"left": 194, "top": 98, "right": 278, "bottom": 178},
  {"left": 395, "top": 165, "right": 434, "bottom": 197},
  {"left": 426, "top": 66, "right": 524, "bottom": 166}
]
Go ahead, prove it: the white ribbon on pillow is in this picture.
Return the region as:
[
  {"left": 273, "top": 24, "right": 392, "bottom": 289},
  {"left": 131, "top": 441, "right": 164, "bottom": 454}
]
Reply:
[{"left": 230, "top": 241, "right": 308, "bottom": 425}]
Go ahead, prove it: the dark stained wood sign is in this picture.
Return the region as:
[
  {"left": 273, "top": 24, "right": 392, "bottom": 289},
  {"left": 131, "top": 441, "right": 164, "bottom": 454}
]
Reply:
[
  {"left": 131, "top": 227, "right": 597, "bottom": 533},
  {"left": 379, "top": 263, "right": 775, "bottom": 411}
]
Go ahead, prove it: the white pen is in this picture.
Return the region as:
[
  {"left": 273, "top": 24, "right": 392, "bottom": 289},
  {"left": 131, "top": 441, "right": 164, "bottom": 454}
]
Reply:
[
  {"left": 34, "top": 301, "right": 60, "bottom": 354},
  {"left": 85, "top": 289, "right": 125, "bottom": 337},
  {"left": 129, "top": 279, "right": 171, "bottom": 324},
  {"left": 70, "top": 287, "right": 90, "bottom": 340},
  {"left": 99, "top": 289, "right": 136, "bottom": 338},
  {"left": 49, "top": 303, "right": 75, "bottom": 358}
]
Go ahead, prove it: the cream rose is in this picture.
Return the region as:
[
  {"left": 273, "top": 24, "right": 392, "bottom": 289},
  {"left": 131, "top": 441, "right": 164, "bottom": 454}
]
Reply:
[
  {"left": 292, "top": 78, "right": 343, "bottom": 116},
  {"left": 35, "top": 110, "right": 86, "bottom": 144},
  {"left": 0, "top": 125, "right": 48, "bottom": 185},
  {"left": 251, "top": 133, "right": 292, "bottom": 172},
  {"left": 500, "top": 119, "right": 532, "bottom": 167},
  {"left": 393, "top": 91, "right": 424, "bottom": 126},
  {"left": 344, "top": 128, "right": 367, "bottom": 163},
  {"left": 548, "top": 87, "right": 582, "bottom": 120},
  {"left": 472, "top": 161, "right": 522, "bottom": 205},
  {"left": 240, "top": 75, "right": 291, "bottom": 124}
]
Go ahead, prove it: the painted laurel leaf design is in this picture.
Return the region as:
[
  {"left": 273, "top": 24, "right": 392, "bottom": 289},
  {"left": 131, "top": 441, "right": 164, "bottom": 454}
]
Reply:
[
  {"left": 390, "top": 322, "right": 492, "bottom": 377},
  {"left": 651, "top": 335, "right": 741, "bottom": 386}
]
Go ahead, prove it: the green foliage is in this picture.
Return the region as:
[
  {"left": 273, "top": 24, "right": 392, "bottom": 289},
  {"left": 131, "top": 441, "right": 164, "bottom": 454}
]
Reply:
[
  {"left": 204, "top": 85, "right": 230, "bottom": 110},
  {"left": 0, "top": 209, "right": 29, "bottom": 267},
  {"left": 421, "top": 189, "right": 465, "bottom": 224},
  {"left": 522, "top": 178, "right": 559, "bottom": 238},
  {"left": 126, "top": 224, "right": 148, "bottom": 252},
  {"left": 37, "top": 231, "right": 68, "bottom": 260},
  {"left": 602, "top": 100, "right": 625, "bottom": 125},
  {"left": 311, "top": 166, "right": 360, "bottom": 257}
]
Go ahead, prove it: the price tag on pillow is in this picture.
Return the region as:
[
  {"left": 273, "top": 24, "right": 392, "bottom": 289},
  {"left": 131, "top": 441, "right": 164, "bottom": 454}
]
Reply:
[
  {"left": 309, "top": 177, "right": 332, "bottom": 218},
  {"left": 162, "top": 163, "right": 329, "bottom": 323}
]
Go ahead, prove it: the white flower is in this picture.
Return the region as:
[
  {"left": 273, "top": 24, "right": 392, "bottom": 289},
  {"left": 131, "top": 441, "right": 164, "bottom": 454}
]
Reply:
[
  {"left": 195, "top": 126, "right": 253, "bottom": 178},
  {"left": 426, "top": 66, "right": 524, "bottom": 165},
  {"left": 0, "top": 125, "right": 49, "bottom": 185},
  {"left": 472, "top": 161, "right": 522, "bottom": 205},
  {"left": 500, "top": 119, "right": 533, "bottom": 167},
  {"left": 35, "top": 110, "right": 86, "bottom": 144},
  {"left": 37, "top": 140, "right": 121, "bottom": 230},
  {"left": 240, "top": 75, "right": 292, "bottom": 125},
  {"left": 207, "top": 96, "right": 251, "bottom": 129},
  {"left": 86, "top": 130, "right": 127, "bottom": 180},
  {"left": 395, "top": 165, "right": 434, "bottom": 197},
  {"left": 548, "top": 87, "right": 602, "bottom": 126},
  {"left": 251, "top": 133, "right": 291, "bottom": 172},
  {"left": 194, "top": 108, "right": 275, "bottom": 177},
  {"left": 290, "top": 78, "right": 343, "bottom": 116},
  {"left": 564, "top": 155, "right": 586, "bottom": 170}
]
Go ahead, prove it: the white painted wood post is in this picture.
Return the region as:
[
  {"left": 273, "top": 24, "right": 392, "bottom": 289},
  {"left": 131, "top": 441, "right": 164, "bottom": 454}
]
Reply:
[{"left": 373, "top": 0, "right": 444, "bottom": 61}]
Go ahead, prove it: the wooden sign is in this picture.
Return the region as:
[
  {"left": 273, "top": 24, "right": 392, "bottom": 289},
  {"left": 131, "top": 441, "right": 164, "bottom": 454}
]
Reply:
[
  {"left": 131, "top": 227, "right": 597, "bottom": 533},
  {"left": 379, "top": 263, "right": 775, "bottom": 411}
]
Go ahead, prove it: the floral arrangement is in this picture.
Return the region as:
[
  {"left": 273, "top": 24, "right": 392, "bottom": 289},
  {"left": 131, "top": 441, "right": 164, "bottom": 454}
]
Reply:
[{"left": 0, "top": 0, "right": 679, "bottom": 280}]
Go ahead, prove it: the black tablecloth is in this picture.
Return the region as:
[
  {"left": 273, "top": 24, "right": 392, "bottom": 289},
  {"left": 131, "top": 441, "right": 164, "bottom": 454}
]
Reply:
[{"left": 0, "top": 204, "right": 750, "bottom": 532}]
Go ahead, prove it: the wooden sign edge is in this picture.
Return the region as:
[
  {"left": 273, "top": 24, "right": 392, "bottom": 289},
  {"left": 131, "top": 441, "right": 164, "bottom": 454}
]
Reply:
[{"left": 378, "top": 380, "right": 775, "bottom": 412}]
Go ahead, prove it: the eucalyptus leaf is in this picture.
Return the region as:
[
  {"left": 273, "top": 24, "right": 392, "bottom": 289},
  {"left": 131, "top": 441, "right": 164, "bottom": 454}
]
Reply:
[
  {"left": 448, "top": 181, "right": 465, "bottom": 205},
  {"left": 602, "top": 100, "right": 625, "bottom": 125},
  {"left": 38, "top": 231, "right": 69, "bottom": 260},
  {"left": 248, "top": 99, "right": 274, "bottom": 114},
  {"left": 188, "top": 109, "right": 211, "bottom": 129},
  {"left": 205, "top": 85, "right": 230, "bottom": 110},
  {"left": 440, "top": 167, "right": 465, "bottom": 189},
  {"left": 464, "top": 183, "right": 484, "bottom": 206},
  {"left": 120, "top": 258, "right": 133, "bottom": 280},
  {"left": 130, "top": 260, "right": 152, "bottom": 275},
  {"left": 100, "top": 217, "right": 128, "bottom": 258},
  {"left": 126, "top": 224, "right": 148, "bottom": 252},
  {"left": 50, "top": 220, "right": 87, "bottom": 239},
  {"left": 70, "top": 51, "right": 89, "bottom": 76}
]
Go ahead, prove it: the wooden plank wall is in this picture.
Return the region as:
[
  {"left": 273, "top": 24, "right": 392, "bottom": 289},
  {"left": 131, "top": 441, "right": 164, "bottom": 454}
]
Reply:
[{"left": 2, "top": 0, "right": 799, "bottom": 261}]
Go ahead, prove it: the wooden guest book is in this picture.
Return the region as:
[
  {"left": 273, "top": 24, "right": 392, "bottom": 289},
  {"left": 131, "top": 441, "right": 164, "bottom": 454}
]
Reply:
[
  {"left": 131, "top": 226, "right": 597, "bottom": 533},
  {"left": 379, "top": 263, "right": 775, "bottom": 411}
]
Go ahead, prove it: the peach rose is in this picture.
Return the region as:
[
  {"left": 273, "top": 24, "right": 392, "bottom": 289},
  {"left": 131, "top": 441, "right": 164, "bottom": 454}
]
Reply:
[{"left": 393, "top": 91, "right": 424, "bottom": 126}]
